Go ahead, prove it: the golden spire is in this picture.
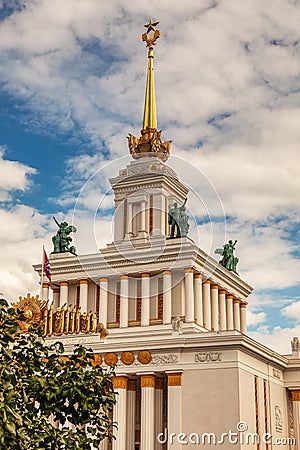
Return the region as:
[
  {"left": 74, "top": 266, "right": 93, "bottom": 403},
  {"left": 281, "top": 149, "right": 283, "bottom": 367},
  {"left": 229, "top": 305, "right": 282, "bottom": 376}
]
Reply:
[
  {"left": 142, "top": 19, "right": 160, "bottom": 130},
  {"left": 127, "top": 19, "right": 171, "bottom": 162}
]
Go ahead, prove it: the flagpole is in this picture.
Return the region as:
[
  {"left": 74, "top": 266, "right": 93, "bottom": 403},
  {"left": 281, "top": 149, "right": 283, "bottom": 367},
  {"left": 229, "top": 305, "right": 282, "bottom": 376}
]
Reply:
[{"left": 41, "top": 245, "right": 45, "bottom": 300}]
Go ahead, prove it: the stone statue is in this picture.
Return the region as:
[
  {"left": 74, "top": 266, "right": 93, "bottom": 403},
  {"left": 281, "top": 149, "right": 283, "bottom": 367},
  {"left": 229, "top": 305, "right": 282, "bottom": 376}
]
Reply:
[
  {"left": 172, "top": 316, "right": 182, "bottom": 333},
  {"left": 215, "top": 240, "right": 239, "bottom": 274},
  {"left": 168, "top": 198, "right": 188, "bottom": 238},
  {"left": 291, "top": 337, "right": 300, "bottom": 352},
  {"left": 52, "top": 217, "right": 77, "bottom": 254},
  {"left": 178, "top": 200, "right": 189, "bottom": 237}
]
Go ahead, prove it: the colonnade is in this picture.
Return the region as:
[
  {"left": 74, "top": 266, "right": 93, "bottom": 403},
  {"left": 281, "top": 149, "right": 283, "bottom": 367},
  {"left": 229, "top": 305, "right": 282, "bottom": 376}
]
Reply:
[
  {"left": 101, "top": 372, "right": 182, "bottom": 450},
  {"left": 41, "top": 269, "right": 247, "bottom": 334}
]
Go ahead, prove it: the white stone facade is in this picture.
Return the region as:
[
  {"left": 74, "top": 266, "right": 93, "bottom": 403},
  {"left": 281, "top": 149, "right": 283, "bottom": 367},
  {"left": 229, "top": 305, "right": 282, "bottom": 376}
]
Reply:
[{"left": 34, "top": 156, "right": 300, "bottom": 449}]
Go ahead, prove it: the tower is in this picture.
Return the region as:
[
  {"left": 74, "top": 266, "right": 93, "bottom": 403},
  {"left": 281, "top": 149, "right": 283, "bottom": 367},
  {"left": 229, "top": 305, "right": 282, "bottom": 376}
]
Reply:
[{"left": 34, "top": 20, "right": 300, "bottom": 450}]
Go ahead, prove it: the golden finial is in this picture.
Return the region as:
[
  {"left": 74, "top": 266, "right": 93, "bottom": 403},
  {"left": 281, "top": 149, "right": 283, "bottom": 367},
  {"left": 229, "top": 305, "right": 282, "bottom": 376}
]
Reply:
[{"left": 127, "top": 20, "right": 171, "bottom": 162}]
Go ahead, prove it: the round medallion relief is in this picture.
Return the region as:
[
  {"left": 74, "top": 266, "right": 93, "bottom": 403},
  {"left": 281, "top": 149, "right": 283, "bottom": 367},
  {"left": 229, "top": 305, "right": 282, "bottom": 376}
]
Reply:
[
  {"left": 121, "top": 351, "right": 135, "bottom": 366},
  {"left": 138, "top": 350, "right": 152, "bottom": 365},
  {"left": 90, "top": 353, "right": 102, "bottom": 367},
  {"left": 104, "top": 352, "right": 118, "bottom": 366}
]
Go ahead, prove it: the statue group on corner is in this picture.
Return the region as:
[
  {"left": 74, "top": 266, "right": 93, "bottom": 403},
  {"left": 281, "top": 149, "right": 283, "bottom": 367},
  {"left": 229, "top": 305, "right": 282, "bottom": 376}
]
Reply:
[
  {"left": 168, "top": 198, "right": 189, "bottom": 238},
  {"left": 52, "top": 217, "right": 77, "bottom": 255},
  {"left": 215, "top": 239, "right": 239, "bottom": 274}
]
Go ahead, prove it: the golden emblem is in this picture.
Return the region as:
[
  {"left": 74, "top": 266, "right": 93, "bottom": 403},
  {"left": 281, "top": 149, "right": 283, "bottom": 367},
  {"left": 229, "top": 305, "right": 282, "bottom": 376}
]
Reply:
[
  {"left": 12, "top": 294, "right": 47, "bottom": 333},
  {"left": 104, "top": 352, "right": 118, "bottom": 366},
  {"left": 90, "top": 353, "right": 102, "bottom": 367},
  {"left": 138, "top": 350, "right": 152, "bottom": 365},
  {"left": 121, "top": 351, "right": 135, "bottom": 366}
]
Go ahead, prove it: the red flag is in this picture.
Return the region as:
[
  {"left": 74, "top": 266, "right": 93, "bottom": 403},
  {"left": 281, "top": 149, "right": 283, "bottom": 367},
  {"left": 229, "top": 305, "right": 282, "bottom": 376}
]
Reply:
[{"left": 43, "top": 248, "right": 51, "bottom": 282}]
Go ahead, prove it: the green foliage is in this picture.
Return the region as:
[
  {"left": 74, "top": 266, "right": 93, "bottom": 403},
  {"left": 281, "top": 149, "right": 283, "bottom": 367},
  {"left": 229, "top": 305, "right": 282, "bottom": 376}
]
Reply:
[{"left": 0, "top": 298, "right": 116, "bottom": 449}]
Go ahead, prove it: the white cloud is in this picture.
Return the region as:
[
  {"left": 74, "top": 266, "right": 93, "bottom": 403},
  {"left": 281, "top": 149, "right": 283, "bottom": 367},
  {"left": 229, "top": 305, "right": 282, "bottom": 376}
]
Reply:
[
  {"left": 247, "top": 309, "right": 267, "bottom": 327},
  {"left": 0, "top": 147, "right": 36, "bottom": 201},
  {"left": 0, "top": 205, "right": 52, "bottom": 300},
  {"left": 0, "top": 0, "right": 299, "bottom": 355},
  {"left": 249, "top": 325, "right": 300, "bottom": 355},
  {"left": 282, "top": 300, "right": 300, "bottom": 322}
]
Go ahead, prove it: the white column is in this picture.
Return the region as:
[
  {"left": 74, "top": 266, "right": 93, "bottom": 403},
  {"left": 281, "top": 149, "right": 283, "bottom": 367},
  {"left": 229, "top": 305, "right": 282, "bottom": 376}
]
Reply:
[
  {"left": 240, "top": 303, "right": 247, "bottom": 334},
  {"left": 59, "top": 281, "right": 69, "bottom": 306},
  {"left": 233, "top": 299, "right": 241, "bottom": 331},
  {"left": 163, "top": 271, "right": 172, "bottom": 324},
  {"left": 42, "top": 282, "right": 49, "bottom": 301},
  {"left": 112, "top": 376, "right": 127, "bottom": 450},
  {"left": 194, "top": 273, "right": 203, "bottom": 326},
  {"left": 153, "top": 193, "right": 165, "bottom": 236},
  {"left": 292, "top": 391, "right": 300, "bottom": 448},
  {"left": 79, "top": 279, "right": 88, "bottom": 312},
  {"left": 226, "top": 294, "right": 234, "bottom": 330},
  {"left": 126, "top": 202, "right": 133, "bottom": 238},
  {"left": 126, "top": 380, "right": 136, "bottom": 450},
  {"left": 100, "top": 438, "right": 109, "bottom": 450},
  {"left": 114, "top": 200, "right": 125, "bottom": 242},
  {"left": 141, "top": 274, "right": 150, "bottom": 326},
  {"left": 185, "top": 269, "right": 194, "bottom": 323},
  {"left": 139, "top": 201, "right": 146, "bottom": 232},
  {"left": 140, "top": 374, "right": 155, "bottom": 450},
  {"left": 211, "top": 284, "right": 219, "bottom": 331},
  {"left": 120, "top": 275, "right": 129, "bottom": 328},
  {"left": 167, "top": 373, "right": 182, "bottom": 450},
  {"left": 202, "top": 280, "right": 211, "bottom": 330},
  {"left": 52, "top": 288, "right": 60, "bottom": 309},
  {"left": 218, "top": 289, "right": 227, "bottom": 331},
  {"left": 99, "top": 277, "right": 108, "bottom": 327},
  {"left": 155, "top": 379, "right": 164, "bottom": 450}
]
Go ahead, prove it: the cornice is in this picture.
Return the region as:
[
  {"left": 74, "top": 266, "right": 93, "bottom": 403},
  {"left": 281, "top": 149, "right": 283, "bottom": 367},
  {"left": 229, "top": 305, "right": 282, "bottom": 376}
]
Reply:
[{"left": 33, "top": 239, "right": 252, "bottom": 299}]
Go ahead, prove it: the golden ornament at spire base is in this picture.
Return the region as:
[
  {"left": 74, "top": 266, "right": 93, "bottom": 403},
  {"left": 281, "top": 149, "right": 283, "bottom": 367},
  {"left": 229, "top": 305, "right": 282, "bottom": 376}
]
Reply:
[
  {"left": 127, "top": 19, "right": 171, "bottom": 162},
  {"left": 12, "top": 293, "right": 108, "bottom": 339}
]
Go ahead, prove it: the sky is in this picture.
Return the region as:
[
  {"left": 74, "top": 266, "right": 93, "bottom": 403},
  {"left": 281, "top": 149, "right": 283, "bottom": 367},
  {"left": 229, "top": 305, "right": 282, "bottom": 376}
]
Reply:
[{"left": 0, "top": 0, "right": 300, "bottom": 353}]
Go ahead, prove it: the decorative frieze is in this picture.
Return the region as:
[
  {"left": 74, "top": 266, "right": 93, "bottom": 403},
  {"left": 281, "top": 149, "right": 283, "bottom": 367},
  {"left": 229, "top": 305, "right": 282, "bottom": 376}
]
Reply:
[
  {"left": 195, "top": 352, "right": 222, "bottom": 362},
  {"left": 273, "top": 368, "right": 282, "bottom": 379},
  {"left": 151, "top": 354, "right": 179, "bottom": 365}
]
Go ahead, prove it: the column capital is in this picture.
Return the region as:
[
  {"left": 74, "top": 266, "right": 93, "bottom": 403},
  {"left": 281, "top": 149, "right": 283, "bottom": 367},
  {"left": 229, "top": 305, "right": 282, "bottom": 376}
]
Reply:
[
  {"left": 140, "top": 374, "right": 156, "bottom": 388},
  {"left": 127, "top": 380, "right": 137, "bottom": 391},
  {"left": 163, "top": 270, "right": 172, "bottom": 275},
  {"left": 211, "top": 284, "right": 219, "bottom": 289},
  {"left": 203, "top": 279, "right": 211, "bottom": 284},
  {"left": 79, "top": 279, "right": 88, "bottom": 285},
  {"left": 100, "top": 277, "right": 108, "bottom": 282},
  {"left": 219, "top": 289, "right": 226, "bottom": 295},
  {"left": 141, "top": 273, "right": 150, "bottom": 278},
  {"left": 120, "top": 274, "right": 129, "bottom": 280},
  {"left": 185, "top": 268, "right": 194, "bottom": 273},
  {"left": 226, "top": 294, "right": 233, "bottom": 299},
  {"left": 113, "top": 376, "right": 128, "bottom": 390},
  {"left": 167, "top": 372, "right": 182, "bottom": 386},
  {"left": 234, "top": 299, "right": 241, "bottom": 304},
  {"left": 60, "top": 281, "right": 69, "bottom": 287},
  {"left": 52, "top": 288, "right": 59, "bottom": 293},
  {"left": 155, "top": 378, "right": 164, "bottom": 390},
  {"left": 194, "top": 273, "right": 202, "bottom": 279},
  {"left": 291, "top": 390, "right": 300, "bottom": 401},
  {"left": 42, "top": 282, "right": 50, "bottom": 288},
  {"left": 240, "top": 303, "right": 247, "bottom": 309}
]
